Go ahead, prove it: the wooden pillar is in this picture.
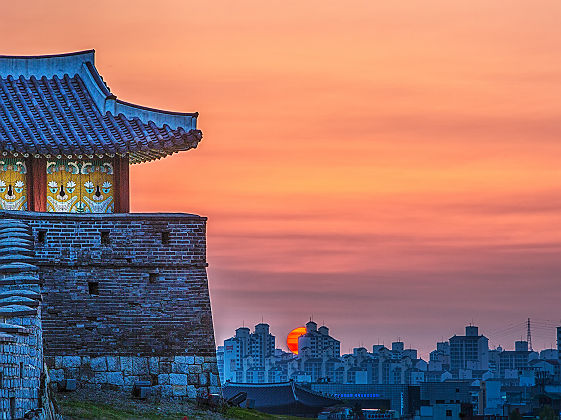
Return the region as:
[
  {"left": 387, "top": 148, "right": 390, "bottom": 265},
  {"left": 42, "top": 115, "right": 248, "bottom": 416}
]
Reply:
[
  {"left": 113, "top": 156, "right": 130, "bottom": 213},
  {"left": 27, "top": 157, "right": 47, "bottom": 212}
]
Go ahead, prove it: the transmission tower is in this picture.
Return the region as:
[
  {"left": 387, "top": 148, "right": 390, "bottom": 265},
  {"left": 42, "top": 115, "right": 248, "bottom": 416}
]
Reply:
[{"left": 527, "top": 318, "right": 533, "bottom": 351}]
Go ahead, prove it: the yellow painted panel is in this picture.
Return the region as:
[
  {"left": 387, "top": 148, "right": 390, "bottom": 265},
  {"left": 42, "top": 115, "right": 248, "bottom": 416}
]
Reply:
[
  {"left": 0, "top": 158, "right": 27, "bottom": 211},
  {"left": 46, "top": 160, "right": 114, "bottom": 213}
]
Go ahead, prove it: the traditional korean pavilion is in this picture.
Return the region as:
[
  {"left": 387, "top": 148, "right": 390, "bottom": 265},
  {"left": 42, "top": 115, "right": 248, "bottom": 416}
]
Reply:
[{"left": 0, "top": 50, "right": 202, "bottom": 213}]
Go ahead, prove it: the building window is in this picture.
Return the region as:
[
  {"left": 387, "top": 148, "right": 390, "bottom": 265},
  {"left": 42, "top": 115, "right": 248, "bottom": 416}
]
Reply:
[
  {"left": 88, "top": 281, "right": 99, "bottom": 295},
  {"left": 161, "top": 231, "right": 170, "bottom": 245},
  {"left": 446, "top": 410, "right": 452, "bottom": 417},
  {"left": 100, "top": 231, "right": 110, "bottom": 245}
]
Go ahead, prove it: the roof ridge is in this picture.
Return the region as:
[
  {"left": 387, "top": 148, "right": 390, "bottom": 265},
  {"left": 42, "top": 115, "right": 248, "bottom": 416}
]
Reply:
[{"left": 0, "top": 50, "right": 95, "bottom": 60}]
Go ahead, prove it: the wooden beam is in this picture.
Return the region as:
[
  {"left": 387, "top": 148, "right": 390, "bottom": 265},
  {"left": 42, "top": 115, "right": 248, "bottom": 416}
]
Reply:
[
  {"left": 28, "top": 158, "right": 47, "bottom": 212},
  {"left": 113, "top": 156, "right": 130, "bottom": 213}
]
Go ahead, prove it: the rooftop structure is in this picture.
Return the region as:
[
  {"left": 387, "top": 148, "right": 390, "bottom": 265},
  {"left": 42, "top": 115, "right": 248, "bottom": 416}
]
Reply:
[{"left": 0, "top": 50, "right": 202, "bottom": 213}]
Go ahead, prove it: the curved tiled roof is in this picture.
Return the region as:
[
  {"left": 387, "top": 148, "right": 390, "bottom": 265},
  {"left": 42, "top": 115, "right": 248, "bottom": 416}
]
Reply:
[{"left": 0, "top": 50, "right": 201, "bottom": 164}]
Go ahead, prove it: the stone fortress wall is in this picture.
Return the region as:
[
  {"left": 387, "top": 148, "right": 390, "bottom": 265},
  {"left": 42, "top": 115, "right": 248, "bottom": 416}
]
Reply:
[
  {"left": 0, "top": 219, "right": 58, "bottom": 419},
  {"left": 0, "top": 210, "right": 220, "bottom": 403}
]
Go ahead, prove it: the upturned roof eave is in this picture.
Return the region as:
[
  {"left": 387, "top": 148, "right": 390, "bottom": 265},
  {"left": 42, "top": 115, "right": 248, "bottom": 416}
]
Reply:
[
  {"left": 0, "top": 50, "right": 203, "bottom": 163},
  {"left": 0, "top": 127, "right": 202, "bottom": 163}
]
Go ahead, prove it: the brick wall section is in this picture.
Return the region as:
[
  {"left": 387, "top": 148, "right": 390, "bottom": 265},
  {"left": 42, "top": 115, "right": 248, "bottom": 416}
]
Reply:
[{"left": 0, "top": 211, "right": 219, "bottom": 396}]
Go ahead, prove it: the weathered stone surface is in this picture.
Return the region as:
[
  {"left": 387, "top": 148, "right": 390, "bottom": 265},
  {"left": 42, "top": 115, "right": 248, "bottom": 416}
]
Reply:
[
  {"left": 187, "top": 385, "right": 197, "bottom": 399},
  {"left": 172, "top": 363, "right": 189, "bottom": 374},
  {"left": 90, "top": 356, "right": 107, "bottom": 372},
  {"left": 161, "top": 385, "right": 173, "bottom": 398},
  {"left": 62, "top": 356, "right": 81, "bottom": 368},
  {"left": 120, "top": 357, "right": 133, "bottom": 375},
  {"left": 124, "top": 375, "right": 139, "bottom": 387},
  {"left": 106, "top": 356, "right": 120, "bottom": 372},
  {"left": 199, "top": 373, "right": 208, "bottom": 386},
  {"left": 210, "top": 373, "right": 220, "bottom": 386},
  {"left": 157, "top": 374, "right": 170, "bottom": 385},
  {"left": 106, "top": 372, "right": 124, "bottom": 386},
  {"left": 169, "top": 373, "right": 188, "bottom": 386},
  {"left": 1, "top": 212, "right": 219, "bottom": 400},
  {"left": 149, "top": 357, "right": 159, "bottom": 374},
  {"left": 160, "top": 361, "right": 172, "bottom": 374},
  {"left": 173, "top": 386, "right": 187, "bottom": 397},
  {"left": 188, "top": 373, "right": 199, "bottom": 385},
  {"left": 188, "top": 364, "right": 202, "bottom": 374},
  {"left": 54, "top": 356, "right": 63, "bottom": 369},
  {"left": 132, "top": 357, "right": 148, "bottom": 375},
  {"left": 49, "top": 369, "right": 64, "bottom": 382}
]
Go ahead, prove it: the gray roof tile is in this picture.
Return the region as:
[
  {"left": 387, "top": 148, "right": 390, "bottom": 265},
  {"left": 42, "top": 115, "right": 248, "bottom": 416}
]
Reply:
[{"left": 0, "top": 50, "right": 202, "bottom": 163}]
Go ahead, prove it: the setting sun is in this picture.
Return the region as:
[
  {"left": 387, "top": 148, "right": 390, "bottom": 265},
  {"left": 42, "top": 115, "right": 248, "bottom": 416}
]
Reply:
[{"left": 286, "top": 327, "right": 307, "bottom": 355}]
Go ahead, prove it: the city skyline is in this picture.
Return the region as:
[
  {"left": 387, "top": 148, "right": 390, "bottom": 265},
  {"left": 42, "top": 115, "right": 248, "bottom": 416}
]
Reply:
[
  {"left": 222, "top": 319, "right": 561, "bottom": 359},
  {"left": 4, "top": 1, "right": 561, "bottom": 356}
]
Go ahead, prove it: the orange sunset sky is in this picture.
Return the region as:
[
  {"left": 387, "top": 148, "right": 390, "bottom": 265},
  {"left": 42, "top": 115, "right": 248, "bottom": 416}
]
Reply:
[{"left": 4, "top": 0, "right": 561, "bottom": 357}]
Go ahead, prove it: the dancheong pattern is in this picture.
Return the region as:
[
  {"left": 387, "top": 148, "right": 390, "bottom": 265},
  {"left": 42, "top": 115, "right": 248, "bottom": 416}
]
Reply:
[
  {"left": 0, "top": 158, "right": 27, "bottom": 210},
  {"left": 46, "top": 159, "right": 114, "bottom": 213}
]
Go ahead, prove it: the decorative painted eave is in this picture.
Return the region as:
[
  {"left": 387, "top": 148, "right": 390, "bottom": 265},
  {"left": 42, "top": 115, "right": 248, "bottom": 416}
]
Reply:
[{"left": 0, "top": 50, "right": 202, "bottom": 164}]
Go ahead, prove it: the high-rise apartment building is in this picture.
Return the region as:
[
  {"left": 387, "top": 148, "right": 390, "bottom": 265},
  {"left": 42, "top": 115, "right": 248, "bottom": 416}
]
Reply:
[
  {"left": 298, "top": 321, "right": 341, "bottom": 359},
  {"left": 222, "top": 323, "right": 276, "bottom": 382},
  {"left": 449, "top": 326, "right": 489, "bottom": 373}
]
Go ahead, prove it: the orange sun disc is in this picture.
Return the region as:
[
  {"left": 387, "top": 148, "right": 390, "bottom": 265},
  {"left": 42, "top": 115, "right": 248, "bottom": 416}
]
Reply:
[{"left": 287, "top": 327, "right": 307, "bottom": 355}]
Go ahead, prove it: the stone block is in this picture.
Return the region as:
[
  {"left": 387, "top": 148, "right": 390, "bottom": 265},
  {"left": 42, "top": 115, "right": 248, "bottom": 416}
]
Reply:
[
  {"left": 160, "top": 361, "right": 172, "bottom": 374},
  {"left": 78, "top": 364, "right": 95, "bottom": 382},
  {"left": 169, "top": 373, "right": 188, "bottom": 386},
  {"left": 187, "top": 385, "right": 197, "bottom": 399},
  {"left": 94, "top": 372, "right": 109, "bottom": 384},
  {"left": 106, "top": 372, "right": 124, "bottom": 386},
  {"left": 199, "top": 373, "right": 208, "bottom": 386},
  {"left": 194, "top": 356, "right": 204, "bottom": 365},
  {"left": 202, "top": 362, "right": 215, "bottom": 372},
  {"left": 90, "top": 357, "right": 107, "bottom": 372},
  {"left": 172, "top": 386, "right": 187, "bottom": 397},
  {"left": 158, "top": 374, "right": 170, "bottom": 385},
  {"left": 186, "top": 356, "right": 195, "bottom": 364},
  {"left": 209, "top": 386, "right": 221, "bottom": 394},
  {"left": 172, "top": 363, "right": 189, "bottom": 374},
  {"left": 120, "top": 357, "right": 133, "bottom": 375},
  {"left": 174, "top": 356, "right": 187, "bottom": 364},
  {"left": 149, "top": 357, "right": 159, "bottom": 374},
  {"left": 66, "top": 368, "right": 80, "bottom": 379},
  {"left": 49, "top": 369, "right": 64, "bottom": 382},
  {"left": 132, "top": 357, "right": 148, "bottom": 376},
  {"left": 210, "top": 373, "right": 219, "bottom": 386},
  {"left": 106, "top": 356, "right": 120, "bottom": 372},
  {"left": 187, "top": 373, "right": 199, "bottom": 385},
  {"left": 62, "top": 356, "right": 81, "bottom": 368},
  {"left": 188, "top": 364, "right": 202, "bottom": 374},
  {"left": 55, "top": 356, "right": 63, "bottom": 369},
  {"left": 160, "top": 385, "right": 173, "bottom": 398},
  {"left": 124, "top": 375, "right": 139, "bottom": 387}
]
